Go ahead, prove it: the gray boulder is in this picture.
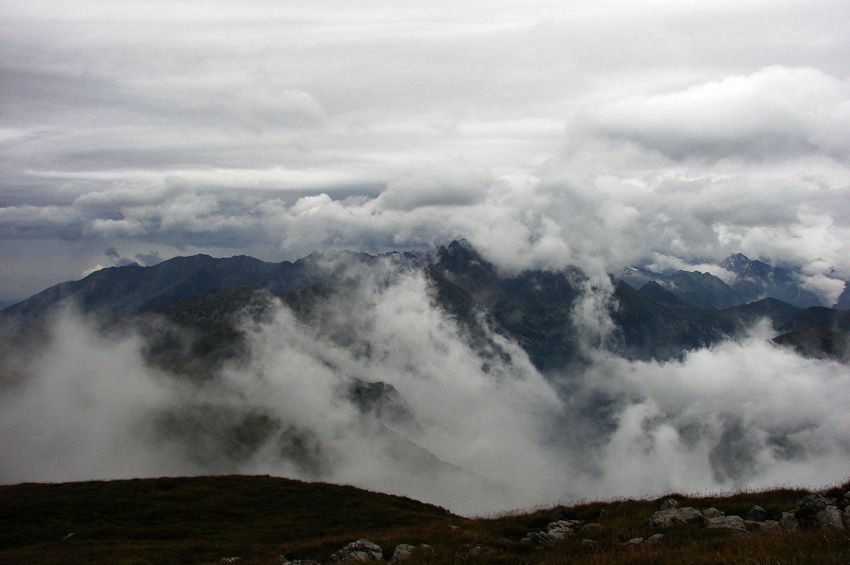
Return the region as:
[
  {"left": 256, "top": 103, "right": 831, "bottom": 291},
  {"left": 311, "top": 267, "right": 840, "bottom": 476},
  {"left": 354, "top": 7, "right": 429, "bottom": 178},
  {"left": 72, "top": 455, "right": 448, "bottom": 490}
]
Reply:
[
  {"left": 795, "top": 493, "right": 835, "bottom": 530},
  {"left": 645, "top": 533, "right": 664, "bottom": 544},
  {"left": 702, "top": 508, "right": 724, "bottom": 518},
  {"left": 706, "top": 515, "right": 749, "bottom": 534},
  {"left": 746, "top": 520, "right": 781, "bottom": 533},
  {"left": 389, "top": 544, "right": 414, "bottom": 563},
  {"left": 816, "top": 506, "right": 846, "bottom": 531},
  {"left": 522, "top": 520, "right": 584, "bottom": 546},
  {"left": 649, "top": 507, "right": 704, "bottom": 528},
  {"left": 780, "top": 511, "right": 800, "bottom": 532},
  {"left": 746, "top": 505, "right": 768, "bottom": 522},
  {"left": 660, "top": 498, "right": 680, "bottom": 510},
  {"left": 328, "top": 539, "right": 383, "bottom": 562}
]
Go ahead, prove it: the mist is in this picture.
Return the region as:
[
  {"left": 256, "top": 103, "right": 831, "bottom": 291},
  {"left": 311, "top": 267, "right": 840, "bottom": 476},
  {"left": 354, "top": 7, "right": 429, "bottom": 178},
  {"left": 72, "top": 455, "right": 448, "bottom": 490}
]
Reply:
[{"left": 1, "top": 265, "right": 848, "bottom": 516}]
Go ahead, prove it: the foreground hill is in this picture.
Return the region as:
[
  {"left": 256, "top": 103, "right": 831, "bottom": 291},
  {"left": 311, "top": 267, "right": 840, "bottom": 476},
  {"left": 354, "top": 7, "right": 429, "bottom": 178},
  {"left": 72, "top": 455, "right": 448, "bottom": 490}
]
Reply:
[{"left": 1, "top": 475, "right": 848, "bottom": 564}]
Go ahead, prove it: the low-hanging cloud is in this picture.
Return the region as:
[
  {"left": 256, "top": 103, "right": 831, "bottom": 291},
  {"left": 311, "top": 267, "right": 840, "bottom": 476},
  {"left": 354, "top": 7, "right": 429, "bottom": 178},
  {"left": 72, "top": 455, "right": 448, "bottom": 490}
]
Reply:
[{"left": 1, "top": 267, "right": 849, "bottom": 516}]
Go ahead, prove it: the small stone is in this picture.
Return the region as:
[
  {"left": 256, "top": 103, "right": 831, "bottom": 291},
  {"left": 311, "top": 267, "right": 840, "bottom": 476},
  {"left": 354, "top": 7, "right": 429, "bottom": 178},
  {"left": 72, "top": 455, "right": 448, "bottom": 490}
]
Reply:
[
  {"left": 645, "top": 534, "right": 664, "bottom": 544},
  {"left": 623, "top": 537, "right": 644, "bottom": 548},
  {"left": 746, "top": 505, "right": 768, "bottom": 522}
]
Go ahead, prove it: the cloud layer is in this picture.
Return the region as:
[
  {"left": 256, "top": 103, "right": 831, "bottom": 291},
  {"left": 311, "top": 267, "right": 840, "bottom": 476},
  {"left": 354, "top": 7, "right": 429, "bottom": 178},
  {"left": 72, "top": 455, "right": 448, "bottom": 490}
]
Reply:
[
  {"left": 2, "top": 0, "right": 850, "bottom": 299},
  {"left": 1, "top": 270, "right": 849, "bottom": 515}
]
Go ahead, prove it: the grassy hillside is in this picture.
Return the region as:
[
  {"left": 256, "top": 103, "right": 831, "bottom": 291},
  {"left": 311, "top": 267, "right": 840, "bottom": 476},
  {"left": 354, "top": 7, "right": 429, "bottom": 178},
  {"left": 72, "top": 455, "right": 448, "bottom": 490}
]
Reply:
[{"left": 1, "top": 475, "right": 848, "bottom": 564}]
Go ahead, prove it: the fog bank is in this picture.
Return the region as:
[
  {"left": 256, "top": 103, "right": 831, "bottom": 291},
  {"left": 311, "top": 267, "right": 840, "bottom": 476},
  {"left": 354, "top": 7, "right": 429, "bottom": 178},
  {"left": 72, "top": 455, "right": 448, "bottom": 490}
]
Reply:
[{"left": 1, "top": 271, "right": 849, "bottom": 515}]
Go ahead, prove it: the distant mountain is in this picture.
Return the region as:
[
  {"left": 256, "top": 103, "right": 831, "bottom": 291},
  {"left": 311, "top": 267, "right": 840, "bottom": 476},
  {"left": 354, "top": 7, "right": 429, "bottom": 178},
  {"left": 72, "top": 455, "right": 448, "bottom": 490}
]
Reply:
[
  {"left": 0, "top": 251, "right": 380, "bottom": 321},
  {"left": 623, "top": 253, "right": 843, "bottom": 310},
  {"left": 4, "top": 242, "right": 848, "bottom": 368},
  {"left": 720, "top": 253, "right": 826, "bottom": 307}
]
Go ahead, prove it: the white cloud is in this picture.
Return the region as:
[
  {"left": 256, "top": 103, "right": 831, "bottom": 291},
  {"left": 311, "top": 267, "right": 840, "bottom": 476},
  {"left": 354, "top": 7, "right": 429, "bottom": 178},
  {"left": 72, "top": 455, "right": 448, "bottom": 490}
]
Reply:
[
  {"left": 577, "top": 66, "right": 850, "bottom": 162},
  {"left": 2, "top": 272, "right": 849, "bottom": 515}
]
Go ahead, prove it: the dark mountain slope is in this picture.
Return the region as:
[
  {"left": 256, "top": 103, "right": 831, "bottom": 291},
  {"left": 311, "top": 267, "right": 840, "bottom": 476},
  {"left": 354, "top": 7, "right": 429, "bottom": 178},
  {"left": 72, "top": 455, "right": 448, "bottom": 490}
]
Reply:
[
  {"left": 721, "top": 298, "right": 803, "bottom": 330},
  {"left": 773, "top": 326, "right": 850, "bottom": 362},
  {"left": 779, "top": 306, "right": 850, "bottom": 333},
  {"left": 610, "top": 281, "right": 738, "bottom": 361},
  {"left": 0, "top": 252, "right": 378, "bottom": 321}
]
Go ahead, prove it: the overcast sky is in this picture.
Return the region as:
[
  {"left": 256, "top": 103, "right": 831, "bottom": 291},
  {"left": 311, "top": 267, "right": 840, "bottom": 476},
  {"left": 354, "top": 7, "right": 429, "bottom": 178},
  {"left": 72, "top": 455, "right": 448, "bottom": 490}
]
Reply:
[{"left": 2, "top": 0, "right": 850, "bottom": 301}]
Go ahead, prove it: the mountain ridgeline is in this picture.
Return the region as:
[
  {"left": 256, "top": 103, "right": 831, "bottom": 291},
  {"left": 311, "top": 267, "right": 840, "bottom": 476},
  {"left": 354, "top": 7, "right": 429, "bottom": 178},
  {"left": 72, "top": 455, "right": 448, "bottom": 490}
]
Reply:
[{"left": 2, "top": 241, "right": 849, "bottom": 369}]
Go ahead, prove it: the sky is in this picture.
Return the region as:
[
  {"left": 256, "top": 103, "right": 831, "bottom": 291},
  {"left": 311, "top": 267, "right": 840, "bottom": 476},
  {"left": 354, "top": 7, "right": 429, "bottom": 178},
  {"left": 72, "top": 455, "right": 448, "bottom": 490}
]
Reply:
[{"left": 2, "top": 0, "right": 850, "bottom": 302}]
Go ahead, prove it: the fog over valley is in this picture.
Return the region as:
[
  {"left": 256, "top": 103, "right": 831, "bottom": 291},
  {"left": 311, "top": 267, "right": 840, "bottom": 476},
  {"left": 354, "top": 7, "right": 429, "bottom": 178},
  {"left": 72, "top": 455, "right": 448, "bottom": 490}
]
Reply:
[{"left": 1, "top": 246, "right": 849, "bottom": 515}]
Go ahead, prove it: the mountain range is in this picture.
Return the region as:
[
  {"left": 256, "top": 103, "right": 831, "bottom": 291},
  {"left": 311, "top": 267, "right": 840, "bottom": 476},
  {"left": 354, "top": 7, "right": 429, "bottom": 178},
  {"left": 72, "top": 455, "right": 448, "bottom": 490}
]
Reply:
[{"left": 2, "top": 241, "right": 849, "bottom": 368}]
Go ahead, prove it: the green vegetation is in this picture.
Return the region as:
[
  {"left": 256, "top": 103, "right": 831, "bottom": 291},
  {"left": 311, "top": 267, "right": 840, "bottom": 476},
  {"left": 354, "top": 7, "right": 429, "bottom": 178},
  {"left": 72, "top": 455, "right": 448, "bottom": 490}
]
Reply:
[{"left": 1, "top": 476, "right": 849, "bottom": 564}]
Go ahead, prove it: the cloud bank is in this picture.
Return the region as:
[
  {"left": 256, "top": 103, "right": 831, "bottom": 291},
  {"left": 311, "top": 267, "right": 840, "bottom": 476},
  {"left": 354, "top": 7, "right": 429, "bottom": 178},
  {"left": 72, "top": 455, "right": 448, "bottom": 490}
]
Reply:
[{"left": 1, "top": 269, "right": 848, "bottom": 515}]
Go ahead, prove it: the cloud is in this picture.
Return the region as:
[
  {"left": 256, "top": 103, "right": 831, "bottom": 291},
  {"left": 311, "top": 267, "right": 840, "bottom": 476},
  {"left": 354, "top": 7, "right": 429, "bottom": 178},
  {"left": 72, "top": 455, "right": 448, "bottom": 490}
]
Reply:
[
  {"left": 577, "top": 66, "right": 850, "bottom": 162},
  {"left": 2, "top": 268, "right": 850, "bottom": 515}
]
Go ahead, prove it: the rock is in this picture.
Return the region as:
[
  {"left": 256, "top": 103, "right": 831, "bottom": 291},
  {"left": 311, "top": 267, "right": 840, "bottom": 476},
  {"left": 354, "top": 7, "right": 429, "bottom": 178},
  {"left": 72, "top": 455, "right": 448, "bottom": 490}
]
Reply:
[
  {"left": 795, "top": 493, "right": 833, "bottom": 529},
  {"left": 701, "top": 508, "right": 725, "bottom": 518},
  {"left": 780, "top": 511, "right": 799, "bottom": 532},
  {"left": 845, "top": 506, "right": 850, "bottom": 528},
  {"left": 598, "top": 508, "right": 611, "bottom": 520},
  {"left": 706, "top": 515, "right": 749, "bottom": 534},
  {"left": 645, "top": 534, "right": 664, "bottom": 544},
  {"left": 796, "top": 493, "right": 830, "bottom": 513},
  {"left": 816, "top": 506, "right": 846, "bottom": 531},
  {"left": 467, "top": 545, "right": 499, "bottom": 556},
  {"left": 219, "top": 559, "right": 242, "bottom": 564},
  {"left": 389, "top": 544, "right": 415, "bottom": 563},
  {"left": 660, "top": 498, "right": 680, "bottom": 510},
  {"left": 279, "top": 560, "right": 320, "bottom": 565},
  {"left": 328, "top": 539, "right": 383, "bottom": 562},
  {"left": 551, "top": 506, "right": 567, "bottom": 521},
  {"left": 522, "top": 520, "right": 584, "bottom": 546},
  {"left": 649, "top": 507, "right": 704, "bottom": 528},
  {"left": 623, "top": 537, "right": 644, "bottom": 548},
  {"left": 746, "top": 505, "right": 768, "bottom": 522},
  {"left": 746, "top": 520, "right": 781, "bottom": 533},
  {"left": 579, "top": 523, "right": 601, "bottom": 534}
]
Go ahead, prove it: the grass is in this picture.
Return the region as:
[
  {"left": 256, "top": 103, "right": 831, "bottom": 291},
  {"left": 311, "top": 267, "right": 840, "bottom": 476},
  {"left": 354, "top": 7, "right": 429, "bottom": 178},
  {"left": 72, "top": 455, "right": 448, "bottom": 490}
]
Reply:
[{"left": 1, "top": 476, "right": 848, "bottom": 564}]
